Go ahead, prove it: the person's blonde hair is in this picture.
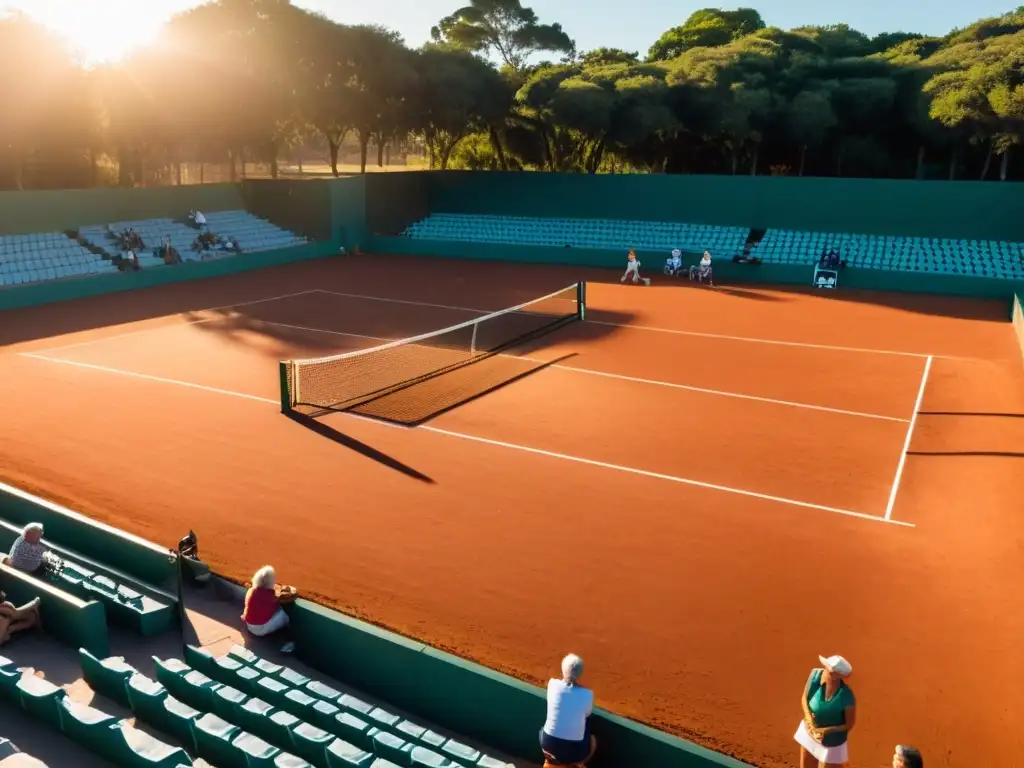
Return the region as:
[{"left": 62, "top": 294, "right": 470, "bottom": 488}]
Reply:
[{"left": 252, "top": 565, "right": 276, "bottom": 590}]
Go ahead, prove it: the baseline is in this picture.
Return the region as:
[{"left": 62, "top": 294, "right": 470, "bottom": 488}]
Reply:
[{"left": 17, "top": 351, "right": 914, "bottom": 528}]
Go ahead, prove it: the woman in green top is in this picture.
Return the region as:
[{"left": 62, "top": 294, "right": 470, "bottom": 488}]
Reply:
[{"left": 793, "top": 654, "right": 857, "bottom": 767}]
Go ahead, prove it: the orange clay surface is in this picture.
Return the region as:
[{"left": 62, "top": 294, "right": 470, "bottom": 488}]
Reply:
[{"left": 1, "top": 254, "right": 1022, "bottom": 767}]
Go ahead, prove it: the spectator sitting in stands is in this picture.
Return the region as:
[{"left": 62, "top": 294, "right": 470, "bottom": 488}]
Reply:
[
  {"left": 242, "top": 565, "right": 297, "bottom": 653},
  {"left": 540, "top": 654, "right": 597, "bottom": 766},
  {"left": 894, "top": 745, "right": 923, "bottom": 768},
  {"left": 190, "top": 209, "right": 207, "bottom": 229},
  {"left": 229, "top": 237, "right": 241, "bottom": 253},
  {"left": 0, "top": 591, "right": 41, "bottom": 646},
  {"left": 3, "top": 523, "right": 47, "bottom": 575},
  {"left": 820, "top": 248, "right": 844, "bottom": 270}
]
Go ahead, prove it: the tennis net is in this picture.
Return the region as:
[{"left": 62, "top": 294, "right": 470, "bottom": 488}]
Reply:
[{"left": 279, "top": 282, "right": 585, "bottom": 414}]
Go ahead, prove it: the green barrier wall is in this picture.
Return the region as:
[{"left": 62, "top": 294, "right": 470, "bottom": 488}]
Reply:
[
  {"left": 0, "top": 482, "right": 176, "bottom": 589},
  {"left": 0, "top": 241, "right": 337, "bottom": 311},
  {"left": 419, "top": 172, "right": 1024, "bottom": 241},
  {"left": 1014, "top": 293, "right": 1024, "bottom": 363},
  {"left": 0, "top": 184, "right": 244, "bottom": 235},
  {"left": 289, "top": 600, "right": 751, "bottom": 768},
  {"left": 241, "top": 179, "right": 334, "bottom": 241},
  {"left": 328, "top": 176, "right": 369, "bottom": 250},
  {"left": 364, "top": 173, "right": 430, "bottom": 236},
  {"left": 372, "top": 236, "right": 1024, "bottom": 300},
  {"left": 0, "top": 564, "right": 108, "bottom": 656}
]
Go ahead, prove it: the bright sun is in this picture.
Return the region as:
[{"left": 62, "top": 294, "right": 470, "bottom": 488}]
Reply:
[{"left": 15, "top": 0, "right": 184, "bottom": 65}]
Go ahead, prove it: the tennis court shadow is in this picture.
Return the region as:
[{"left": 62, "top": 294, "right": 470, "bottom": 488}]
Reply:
[
  {"left": 285, "top": 411, "right": 435, "bottom": 483},
  {"left": 350, "top": 352, "right": 579, "bottom": 427}
]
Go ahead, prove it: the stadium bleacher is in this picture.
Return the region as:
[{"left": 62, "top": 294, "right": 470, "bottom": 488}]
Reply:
[
  {"left": 0, "top": 234, "right": 118, "bottom": 288},
  {"left": 200, "top": 211, "right": 307, "bottom": 253},
  {"left": 401, "top": 214, "right": 1024, "bottom": 279},
  {"left": 750, "top": 228, "right": 1024, "bottom": 279},
  {"left": 401, "top": 214, "right": 750, "bottom": 257}
]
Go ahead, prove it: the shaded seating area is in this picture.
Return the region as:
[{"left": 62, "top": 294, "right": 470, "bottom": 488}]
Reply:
[
  {"left": 0, "top": 233, "right": 117, "bottom": 287},
  {"left": 749, "top": 228, "right": 1024, "bottom": 279},
  {"left": 199, "top": 211, "right": 308, "bottom": 253},
  {"left": 79, "top": 219, "right": 200, "bottom": 267},
  {"left": 401, "top": 214, "right": 750, "bottom": 257}
]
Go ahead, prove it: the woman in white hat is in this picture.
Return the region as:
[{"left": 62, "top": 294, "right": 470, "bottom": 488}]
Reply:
[{"left": 794, "top": 654, "right": 857, "bottom": 767}]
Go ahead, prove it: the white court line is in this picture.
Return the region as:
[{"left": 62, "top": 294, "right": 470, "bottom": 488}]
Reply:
[
  {"left": 18, "top": 351, "right": 914, "bottom": 527},
  {"left": 883, "top": 355, "right": 933, "bottom": 521},
  {"left": 247, "top": 320, "right": 906, "bottom": 422},
  {"left": 26, "top": 289, "right": 322, "bottom": 355},
  {"left": 312, "top": 288, "right": 952, "bottom": 360}
]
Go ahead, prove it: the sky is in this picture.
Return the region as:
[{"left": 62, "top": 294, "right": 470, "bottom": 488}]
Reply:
[{"left": 2, "top": 0, "right": 1017, "bottom": 64}]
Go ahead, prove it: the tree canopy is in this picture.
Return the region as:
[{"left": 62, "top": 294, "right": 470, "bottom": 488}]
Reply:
[{"left": 1, "top": 3, "right": 1023, "bottom": 188}]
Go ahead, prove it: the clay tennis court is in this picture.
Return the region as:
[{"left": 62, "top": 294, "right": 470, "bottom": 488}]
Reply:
[{"left": 1, "top": 254, "right": 1022, "bottom": 767}]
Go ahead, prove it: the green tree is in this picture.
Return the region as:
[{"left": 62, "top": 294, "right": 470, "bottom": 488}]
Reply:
[
  {"left": 431, "top": 0, "right": 576, "bottom": 72},
  {"left": 647, "top": 8, "right": 765, "bottom": 61}
]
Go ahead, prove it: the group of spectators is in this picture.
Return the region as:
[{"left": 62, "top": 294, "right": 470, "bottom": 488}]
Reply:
[
  {"left": 191, "top": 231, "right": 241, "bottom": 255},
  {"left": 0, "top": 523, "right": 50, "bottom": 646},
  {"left": 4, "top": 531, "right": 926, "bottom": 767},
  {"left": 536, "top": 651, "right": 924, "bottom": 767}
]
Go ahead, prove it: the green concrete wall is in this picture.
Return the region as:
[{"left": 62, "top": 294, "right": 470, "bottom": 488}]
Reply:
[
  {"left": 0, "top": 241, "right": 337, "bottom": 311},
  {"left": 289, "top": 600, "right": 751, "bottom": 768},
  {"left": 328, "top": 176, "right": 369, "bottom": 250},
  {"left": 0, "top": 482, "right": 178, "bottom": 589},
  {"left": 422, "top": 173, "right": 1024, "bottom": 241},
  {"left": 241, "top": 179, "right": 334, "bottom": 241},
  {"left": 372, "top": 236, "right": 1024, "bottom": 300},
  {"left": 0, "top": 184, "right": 244, "bottom": 235},
  {"left": 364, "top": 173, "right": 430, "bottom": 236}
]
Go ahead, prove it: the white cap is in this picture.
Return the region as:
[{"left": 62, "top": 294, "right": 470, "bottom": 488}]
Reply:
[{"left": 819, "top": 655, "right": 852, "bottom": 676}]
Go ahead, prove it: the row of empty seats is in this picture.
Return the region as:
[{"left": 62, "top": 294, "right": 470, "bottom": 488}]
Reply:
[
  {"left": 751, "top": 229, "right": 1024, "bottom": 279},
  {"left": 401, "top": 214, "right": 1024, "bottom": 279},
  {"left": 199, "top": 211, "right": 307, "bottom": 253},
  {"left": 402, "top": 214, "right": 750, "bottom": 256},
  {"left": 0, "top": 233, "right": 118, "bottom": 287}
]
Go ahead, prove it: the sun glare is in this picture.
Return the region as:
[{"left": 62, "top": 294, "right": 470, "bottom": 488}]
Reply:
[{"left": 10, "top": 0, "right": 189, "bottom": 65}]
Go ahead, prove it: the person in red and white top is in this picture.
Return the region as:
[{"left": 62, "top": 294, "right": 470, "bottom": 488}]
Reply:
[{"left": 241, "top": 565, "right": 297, "bottom": 653}]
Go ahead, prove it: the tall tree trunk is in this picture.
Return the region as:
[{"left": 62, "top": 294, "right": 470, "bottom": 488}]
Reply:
[
  {"left": 358, "top": 132, "right": 370, "bottom": 174},
  {"left": 328, "top": 140, "right": 340, "bottom": 177},
  {"left": 749, "top": 146, "right": 759, "bottom": 175},
  {"left": 270, "top": 152, "right": 279, "bottom": 180},
  {"left": 488, "top": 125, "right": 508, "bottom": 171},
  {"left": 980, "top": 140, "right": 994, "bottom": 180},
  {"left": 377, "top": 140, "right": 385, "bottom": 168},
  {"left": 175, "top": 160, "right": 182, "bottom": 186},
  {"left": 999, "top": 148, "right": 1010, "bottom": 181},
  {"left": 915, "top": 145, "right": 925, "bottom": 179}
]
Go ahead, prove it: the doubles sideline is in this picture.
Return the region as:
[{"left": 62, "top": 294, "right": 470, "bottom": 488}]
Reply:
[{"left": 17, "top": 350, "right": 915, "bottom": 528}]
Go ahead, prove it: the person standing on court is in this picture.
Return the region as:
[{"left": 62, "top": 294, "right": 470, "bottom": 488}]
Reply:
[{"left": 794, "top": 654, "right": 856, "bottom": 767}]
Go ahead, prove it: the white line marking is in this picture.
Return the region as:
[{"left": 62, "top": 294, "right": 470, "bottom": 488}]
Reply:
[
  {"left": 312, "top": 288, "right": 959, "bottom": 360},
  {"left": 27, "top": 289, "right": 322, "bottom": 354},
  {"left": 19, "top": 353, "right": 278, "bottom": 405},
  {"left": 224, "top": 320, "right": 906, "bottom": 421},
  {"left": 883, "top": 355, "right": 933, "bottom": 521},
  {"left": 18, "top": 351, "right": 914, "bottom": 528}
]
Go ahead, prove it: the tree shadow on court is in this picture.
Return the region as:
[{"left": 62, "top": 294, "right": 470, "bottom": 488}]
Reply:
[{"left": 285, "top": 411, "right": 435, "bottom": 483}]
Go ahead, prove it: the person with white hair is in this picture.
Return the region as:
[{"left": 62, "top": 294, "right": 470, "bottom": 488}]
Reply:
[
  {"left": 241, "top": 565, "right": 297, "bottom": 653},
  {"left": 664, "top": 248, "right": 683, "bottom": 276},
  {"left": 3, "top": 523, "right": 47, "bottom": 574},
  {"left": 539, "top": 653, "right": 597, "bottom": 766},
  {"left": 688, "top": 251, "right": 714, "bottom": 285},
  {"left": 795, "top": 654, "right": 857, "bottom": 767}
]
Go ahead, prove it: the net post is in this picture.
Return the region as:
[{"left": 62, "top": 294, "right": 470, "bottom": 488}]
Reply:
[
  {"left": 577, "top": 281, "right": 587, "bottom": 321},
  {"left": 470, "top": 321, "right": 479, "bottom": 355},
  {"left": 278, "top": 361, "right": 292, "bottom": 413}
]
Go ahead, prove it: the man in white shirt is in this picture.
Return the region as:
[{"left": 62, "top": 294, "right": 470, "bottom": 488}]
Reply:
[{"left": 540, "top": 654, "right": 597, "bottom": 765}]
